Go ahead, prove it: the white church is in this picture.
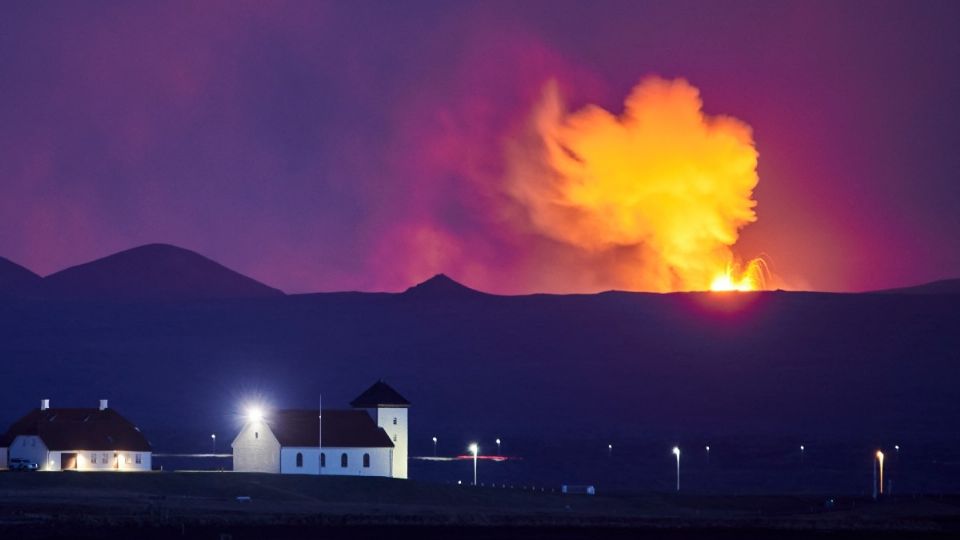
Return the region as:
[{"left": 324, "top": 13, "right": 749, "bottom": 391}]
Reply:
[{"left": 232, "top": 380, "right": 409, "bottom": 479}]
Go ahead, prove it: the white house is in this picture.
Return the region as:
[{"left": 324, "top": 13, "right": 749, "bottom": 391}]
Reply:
[
  {"left": 0, "top": 399, "right": 152, "bottom": 471},
  {"left": 232, "top": 380, "right": 410, "bottom": 478}
]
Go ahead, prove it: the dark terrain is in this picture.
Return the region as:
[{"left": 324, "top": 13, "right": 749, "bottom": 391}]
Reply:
[
  {"left": 1, "top": 473, "right": 958, "bottom": 539},
  {"left": 1, "top": 244, "right": 959, "bottom": 494}
]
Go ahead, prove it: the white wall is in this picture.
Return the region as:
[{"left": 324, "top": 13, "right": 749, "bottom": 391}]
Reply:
[
  {"left": 305, "top": 447, "right": 392, "bottom": 477},
  {"left": 377, "top": 407, "right": 407, "bottom": 479},
  {"left": 9, "top": 436, "right": 48, "bottom": 469},
  {"left": 49, "top": 450, "right": 151, "bottom": 471},
  {"left": 231, "top": 420, "right": 281, "bottom": 473}
]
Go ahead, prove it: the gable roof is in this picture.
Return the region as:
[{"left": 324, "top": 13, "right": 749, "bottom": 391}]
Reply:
[
  {"left": 0, "top": 408, "right": 151, "bottom": 452},
  {"left": 350, "top": 381, "right": 410, "bottom": 408},
  {"left": 266, "top": 409, "right": 393, "bottom": 448}
]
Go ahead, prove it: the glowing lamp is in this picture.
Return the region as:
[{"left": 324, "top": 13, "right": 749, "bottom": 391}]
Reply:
[{"left": 246, "top": 406, "right": 264, "bottom": 423}]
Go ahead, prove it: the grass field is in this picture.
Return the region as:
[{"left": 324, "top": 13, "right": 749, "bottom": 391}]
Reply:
[{"left": 1, "top": 471, "right": 958, "bottom": 539}]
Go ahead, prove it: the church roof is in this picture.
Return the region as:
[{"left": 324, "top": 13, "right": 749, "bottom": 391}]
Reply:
[
  {"left": 0, "top": 407, "right": 151, "bottom": 451},
  {"left": 266, "top": 409, "right": 393, "bottom": 448},
  {"left": 350, "top": 381, "right": 410, "bottom": 408}
]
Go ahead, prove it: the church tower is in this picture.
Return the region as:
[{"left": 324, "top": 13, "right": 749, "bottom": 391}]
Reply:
[{"left": 351, "top": 380, "right": 410, "bottom": 479}]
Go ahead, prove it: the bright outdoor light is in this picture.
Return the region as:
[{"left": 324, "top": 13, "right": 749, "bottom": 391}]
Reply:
[
  {"left": 876, "top": 450, "right": 885, "bottom": 495},
  {"left": 469, "top": 443, "right": 479, "bottom": 486},
  {"left": 246, "top": 406, "right": 264, "bottom": 422},
  {"left": 672, "top": 446, "right": 681, "bottom": 492}
]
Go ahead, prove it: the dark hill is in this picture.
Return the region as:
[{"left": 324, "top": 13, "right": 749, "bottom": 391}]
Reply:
[
  {"left": 41, "top": 244, "right": 284, "bottom": 300},
  {"left": 875, "top": 278, "right": 960, "bottom": 295},
  {"left": 0, "top": 256, "right": 42, "bottom": 295},
  {"left": 403, "top": 273, "right": 484, "bottom": 298}
]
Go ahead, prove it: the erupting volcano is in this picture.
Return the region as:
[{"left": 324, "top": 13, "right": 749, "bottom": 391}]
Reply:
[{"left": 508, "top": 77, "right": 770, "bottom": 292}]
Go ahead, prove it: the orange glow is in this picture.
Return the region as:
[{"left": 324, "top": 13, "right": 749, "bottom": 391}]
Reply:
[
  {"left": 710, "top": 258, "right": 768, "bottom": 292},
  {"left": 508, "top": 77, "right": 774, "bottom": 292}
]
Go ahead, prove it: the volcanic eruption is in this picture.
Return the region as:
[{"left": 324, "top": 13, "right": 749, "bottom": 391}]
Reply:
[{"left": 507, "top": 77, "right": 769, "bottom": 292}]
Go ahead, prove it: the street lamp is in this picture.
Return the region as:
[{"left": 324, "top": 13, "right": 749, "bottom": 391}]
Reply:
[
  {"left": 496, "top": 438, "right": 501, "bottom": 456},
  {"left": 211, "top": 433, "right": 216, "bottom": 454},
  {"left": 469, "top": 443, "right": 479, "bottom": 486},
  {"left": 672, "top": 447, "right": 681, "bottom": 492},
  {"left": 432, "top": 436, "right": 438, "bottom": 457},
  {"left": 876, "top": 450, "right": 885, "bottom": 496},
  {"left": 705, "top": 445, "right": 710, "bottom": 465},
  {"left": 800, "top": 444, "right": 805, "bottom": 464},
  {"left": 608, "top": 444, "right": 613, "bottom": 457}
]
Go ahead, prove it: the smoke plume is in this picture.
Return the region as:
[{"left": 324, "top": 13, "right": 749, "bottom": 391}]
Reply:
[{"left": 506, "top": 77, "right": 765, "bottom": 292}]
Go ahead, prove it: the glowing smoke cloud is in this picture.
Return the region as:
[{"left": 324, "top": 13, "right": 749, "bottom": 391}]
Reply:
[{"left": 507, "top": 77, "right": 767, "bottom": 292}]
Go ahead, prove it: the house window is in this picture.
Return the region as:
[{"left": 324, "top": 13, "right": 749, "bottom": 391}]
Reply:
[
  {"left": 296, "top": 452, "right": 303, "bottom": 467},
  {"left": 255, "top": 432, "right": 259, "bottom": 440},
  {"left": 393, "top": 417, "right": 397, "bottom": 425},
  {"left": 31, "top": 438, "right": 36, "bottom": 447},
  {"left": 135, "top": 454, "right": 142, "bottom": 464},
  {"left": 91, "top": 453, "right": 97, "bottom": 464},
  {"left": 102, "top": 453, "right": 108, "bottom": 463},
  {"left": 393, "top": 434, "right": 397, "bottom": 442},
  {"left": 363, "top": 453, "right": 370, "bottom": 468},
  {"left": 320, "top": 453, "right": 326, "bottom": 468},
  {"left": 340, "top": 453, "right": 348, "bottom": 467}
]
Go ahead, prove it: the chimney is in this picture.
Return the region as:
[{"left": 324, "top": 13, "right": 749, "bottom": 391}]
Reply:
[
  {"left": 99, "top": 399, "right": 108, "bottom": 411},
  {"left": 41, "top": 399, "right": 50, "bottom": 411}
]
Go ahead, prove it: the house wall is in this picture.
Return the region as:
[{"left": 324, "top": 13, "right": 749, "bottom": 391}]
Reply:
[
  {"left": 231, "top": 420, "right": 281, "bottom": 473},
  {"left": 284, "top": 446, "right": 391, "bottom": 477},
  {"left": 49, "top": 450, "right": 151, "bottom": 471},
  {"left": 9, "top": 435, "right": 49, "bottom": 469},
  {"left": 377, "top": 407, "right": 407, "bottom": 479},
  {"left": 0, "top": 446, "right": 7, "bottom": 469}
]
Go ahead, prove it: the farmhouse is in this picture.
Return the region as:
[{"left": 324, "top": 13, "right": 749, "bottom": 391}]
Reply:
[
  {"left": 0, "top": 399, "right": 152, "bottom": 471},
  {"left": 233, "top": 380, "right": 409, "bottom": 478}
]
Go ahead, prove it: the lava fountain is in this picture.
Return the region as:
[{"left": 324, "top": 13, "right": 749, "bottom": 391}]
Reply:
[{"left": 507, "top": 77, "right": 771, "bottom": 292}]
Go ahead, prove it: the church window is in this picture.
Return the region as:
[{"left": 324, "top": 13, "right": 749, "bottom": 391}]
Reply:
[
  {"left": 320, "top": 453, "right": 326, "bottom": 467},
  {"left": 341, "top": 453, "right": 348, "bottom": 467},
  {"left": 363, "top": 453, "right": 370, "bottom": 468},
  {"left": 296, "top": 452, "right": 303, "bottom": 467}
]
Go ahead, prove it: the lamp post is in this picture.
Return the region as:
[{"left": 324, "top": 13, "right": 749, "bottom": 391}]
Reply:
[
  {"left": 800, "top": 444, "right": 805, "bottom": 464},
  {"left": 469, "top": 443, "right": 479, "bottom": 486},
  {"left": 432, "top": 436, "right": 438, "bottom": 457},
  {"left": 705, "top": 445, "right": 710, "bottom": 465},
  {"left": 672, "top": 447, "right": 681, "bottom": 492},
  {"left": 876, "top": 450, "right": 885, "bottom": 496},
  {"left": 608, "top": 444, "right": 613, "bottom": 457},
  {"left": 211, "top": 434, "right": 216, "bottom": 454},
  {"left": 496, "top": 438, "right": 501, "bottom": 456}
]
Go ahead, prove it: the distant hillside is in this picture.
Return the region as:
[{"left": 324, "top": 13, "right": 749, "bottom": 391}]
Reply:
[
  {"left": 403, "top": 273, "right": 485, "bottom": 298},
  {"left": 874, "top": 278, "right": 960, "bottom": 295},
  {"left": 41, "top": 244, "right": 284, "bottom": 300},
  {"left": 0, "top": 256, "right": 42, "bottom": 295}
]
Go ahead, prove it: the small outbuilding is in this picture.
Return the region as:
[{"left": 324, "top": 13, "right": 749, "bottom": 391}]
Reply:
[{"left": 0, "top": 399, "right": 152, "bottom": 471}]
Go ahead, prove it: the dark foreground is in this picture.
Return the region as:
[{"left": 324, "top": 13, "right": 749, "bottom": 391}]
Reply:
[{"left": 1, "top": 472, "right": 958, "bottom": 539}]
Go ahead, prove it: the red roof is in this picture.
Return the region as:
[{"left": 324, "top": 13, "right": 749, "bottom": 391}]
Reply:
[
  {"left": 0, "top": 408, "right": 151, "bottom": 452},
  {"left": 266, "top": 409, "right": 393, "bottom": 448}
]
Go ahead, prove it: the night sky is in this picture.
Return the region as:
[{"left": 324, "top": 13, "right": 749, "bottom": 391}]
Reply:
[{"left": 2, "top": 1, "right": 958, "bottom": 294}]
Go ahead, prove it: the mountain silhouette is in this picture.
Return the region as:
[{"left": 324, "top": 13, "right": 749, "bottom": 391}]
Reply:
[
  {"left": 402, "top": 273, "right": 483, "bottom": 298},
  {"left": 875, "top": 278, "right": 960, "bottom": 295},
  {"left": 0, "top": 256, "right": 42, "bottom": 295},
  {"left": 41, "top": 243, "right": 284, "bottom": 301}
]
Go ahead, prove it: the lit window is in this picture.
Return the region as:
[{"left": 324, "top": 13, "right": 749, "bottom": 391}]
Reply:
[
  {"left": 296, "top": 452, "right": 303, "bottom": 467},
  {"left": 363, "top": 453, "right": 370, "bottom": 468},
  {"left": 341, "top": 453, "right": 348, "bottom": 468}
]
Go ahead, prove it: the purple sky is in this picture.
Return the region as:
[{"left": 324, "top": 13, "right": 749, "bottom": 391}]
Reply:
[{"left": 1, "top": 1, "right": 958, "bottom": 293}]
